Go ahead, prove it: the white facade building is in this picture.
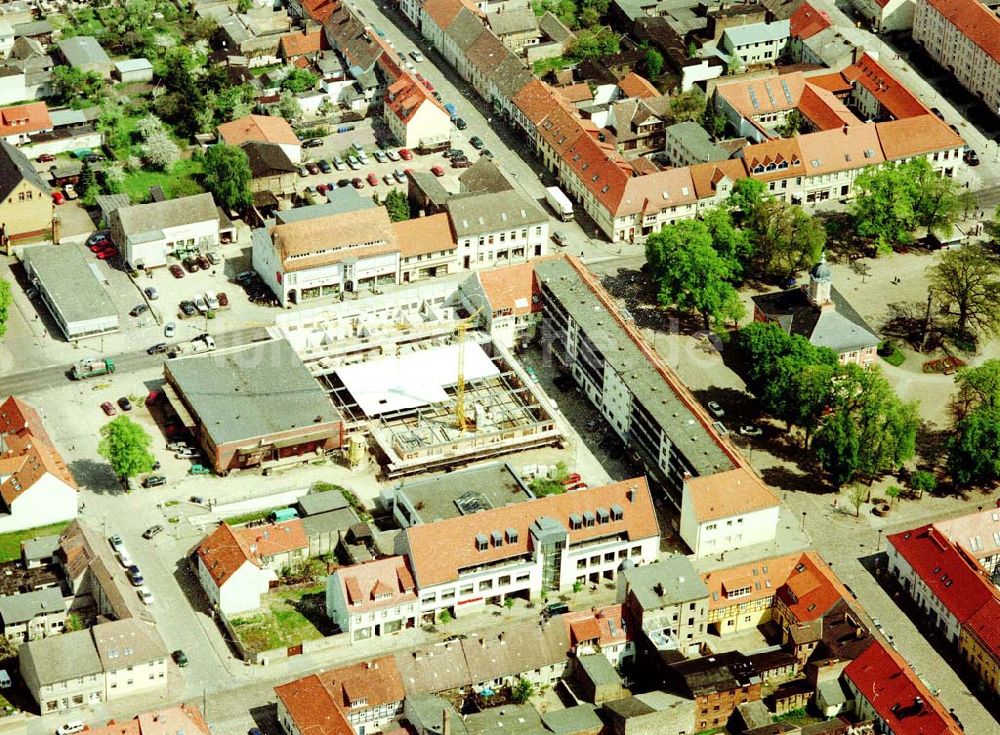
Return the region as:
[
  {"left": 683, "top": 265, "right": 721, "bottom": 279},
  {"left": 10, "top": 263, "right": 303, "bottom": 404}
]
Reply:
[
  {"left": 679, "top": 469, "right": 781, "bottom": 558},
  {"left": 326, "top": 557, "right": 419, "bottom": 642},
  {"left": 446, "top": 191, "right": 548, "bottom": 270},
  {"left": 721, "top": 20, "right": 790, "bottom": 68},
  {"left": 109, "top": 193, "right": 220, "bottom": 269}
]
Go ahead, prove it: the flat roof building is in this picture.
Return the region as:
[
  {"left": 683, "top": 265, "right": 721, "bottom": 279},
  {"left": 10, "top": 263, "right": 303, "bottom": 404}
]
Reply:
[
  {"left": 22, "top": 244, "right": 119, "bottom": 341},
  {"left": 163, "top": 339, "right": 343, "bottom": 474}
]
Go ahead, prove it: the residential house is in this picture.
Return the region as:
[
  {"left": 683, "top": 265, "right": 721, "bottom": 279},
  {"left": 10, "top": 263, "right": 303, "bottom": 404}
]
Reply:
[
  {"left": 21, "top": 534, "right": 60, "bottom": 569},
  {"left": 0, "top": 101, "right": 51, "bottom": 144},
  {"left": 0, "top": 587, "right": 65, "bottom": 642},
  {"left": 960, "top": 597, "right": 1000, "bottom": 698},
  {"left": 394, "top": 212, "right": 459, "bottom": 284},
  {"left": 843, "top": 642, "right": 963, "bottom": 735},
  {"left": 458, "top": 157, "right": 515, "bottom": 196},
  {"left": 384, "top": 76, "right": 452, "bottom": 150},
  {"left": 569, "top": 654, "right": 626, "bottom": 704},
  {"left": 20, "top": 619, "right": 168, "bottom": 713},
  {"left": 912, "top": 0, "right": 1000, "bottom": 121},
  {"left": 0, "top": 20, "right": 13, "bottom": 58},
  {"left": 619, "top": 555, "right": 709, "bottom": 659},
  {"left": 535, "top": 256, "right": 740, "bottom": 502},
  {"left": 462, "top": 620, "right": 570, "bottom": 692},
  {"left": 606, "top": 96, "right": 671, "bottom": 159},
  {"left": 403, "top": 478, "right": 660, "bottom": 621},
  {"left": 109, "top": 193, "right": 220, "bottom": 269},
  {"left": 217, "top": 9, "right": 292, "bottom": 67},
  {"left": 243, "top": 141, "right": 297, "bottom": 198},
  {"left": 252, "top": 201, "right": 399, "bottom": 305},
  {"left": 0, "top": 67, "right": 28, "bottom": 106},
  {"left": 851, "top": 0, "right": 914, "bottom": 32},
  {"left": 326, "top": 556, "right": 419, "bottom": 642},
  {"left": 162, "top": 339, "right": 344, "bottom": 476},
  {"left": 789, "top": 1, "right": 833, "bottom": 40},
  {"left": 617, "top": 71, "right": 660, "bottom": 99},
  {"left": 196, "top": 519, "right": 309, "bottom": 616},
  {"left": 563, "top": 604, "right": 635, "bottom": 668},
  {"left": 441, "top": 9, "right": 487, "bottom": 83},
  {"left": 663, "top": 121, "right": 730, "bottom": 167},
  {"left": 671, "top": 652, "right": 762, "bottom": 732},
  {"left": 85, "top": 705, "right": 211, "bottom": 735},
  {"left": 600, "top": 693, "right": 695, "bottom": 735},
  {"left": 751, "top": 257, "right": 880, "bottom": 367},
  {"left": 218, "top": 114, "right": 301, "bottom": 164},
  {"left": 679, "top": 468, "right": 781, "bottom": 558},
  {"left": 417, "top": 0, "right": 465, "bottom": 51},
  {"left": 56, "top": 36, "right": 113, "bottom": 77},
  {"left": 486, "top": 9, "right": 540, "bottom": 54},
  {"left": 395, "top": 639, "right": 473, "bottom": 695},
  {"left": 0, "top": 395, "right": 77, "bottom": 533},
  {"left": 295, "top": 492, "right": 360, "bottom": 557},
  {"left": 932, "top": 505, "right": 1000, "bottom": 580},
  {"left": 112, "top": 58, "right": 154, "bottom": 84},
  {"left": 720, "top": 20, "right": 790, "bottom": 68},
  {"left": 445, "top": 190, "right": 548, "bottom": 270},
  {"left": 279, "top": 30, "right": 327, "bottom": 64},
  {"left": 0, "top": 140, "right": 51, "bottom": 250},
  {"left": 275, "top": 657, "right": 406, "bottom": 735},
  {"left": 464, "top": 28, "right": 511, "bottom": 101},
  {"left": 459, "top": 260, "right": 541, "bottom": 350},
  {"left": 290, "top": 0, "right": 338, "bottom": 25},
  {"left": 700, "top": 553, "right": 802, "bottom": 636}
]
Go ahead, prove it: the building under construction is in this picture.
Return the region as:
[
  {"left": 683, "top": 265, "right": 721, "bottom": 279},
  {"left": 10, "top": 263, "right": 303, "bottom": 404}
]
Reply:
[{"left": 270, "top": 288, "right": 563, "bottom": 478}]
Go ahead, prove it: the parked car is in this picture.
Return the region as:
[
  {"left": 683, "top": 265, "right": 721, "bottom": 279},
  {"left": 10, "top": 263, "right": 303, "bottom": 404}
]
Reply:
[
  {"left": 385, "top": 149, "right": 400, "bottom": 161},
  {"left": 87, "top": 231, "right": 110, "bottom": 246},
  {"left": 366, "top": 172, "right": 379, "bottom": 186},
  {"left": 356, "top": 149, "right": 370, "bottom": 164},
  {"left": 95, "top": 247, "right": 118, "bottom": 260},
  {"left": 36, "top": 153, "right": 56, "bottom": 163},
  {"left": 118, "top": 397, "right": 132, "bottom": 411},
  {"left": 138, "top": 587, "right": 155, "bottom": 605},
  {"left": 964, "top": 149, "right": 980, "bottom": 166},
  {"left": 169, "top": 264, "right": 185, "bottom": 279},
  {"left": 423, "top": 80, "right": 434, "bottom": 92},
  {"left": 451, "top": 158, "right": 471, "bottom": 168},
  {"left": 100, "top": 401, "right": 116, "bottom": 416},
  {"left": 179, "top": 300, "right": 197, "bottom": 317},
  {"left": 410, "top": 50, "right": 424, "bottom": 62},
  {"left": 470, "top": 136, "right": 485, "bottom": 149},
  {"left": 930, "top": 107, "right": 944, "bottom": 120},
  {"left": 175, "top": 447, "right": 199, "bottom": 459},
  {"left": 143, "top": 524, "right": 164, "bottom": 538},
  {"left": 117, "top": 549, "right": 133, "bottom": 568},
  {"left": 127, "top": 565, "right": 144, "bottom": 586},
  {"left": 57, "top": 722, "right": 86, "bottom": 735},
  {"left": 337, "top": 178, "right": 351, "bottom": 188},
  {"left": 194, "top": 296, "right": 208, "bottom": 313},
  {"left": 89, "top": 239, "right": 111, "bottom": 252},
  {"left": 298, "top": 165, "right": 310, "bottom": 177},
  {"left": 455, "top": 118, "right": 467, "bottom": 130},
  {"left": 333, "top": 157, "right": 346, "bottom": 170},
  {"left": 147, "top": 342, "right": 168, "bottom": 355},
  {"left": 351, "top": 177, "right": 364, "bottom": 189},
  {"left": 51, "top": 191, "right": 65, "bottom": 205},
  {"left": 707, "top": 401, "right": 724, "bottom": 418},
  {"left": 166, "top": 441, "right": 189, "bottom": 452},
  {"left": 144, "top": 286, "right": 159, "bottom": 300},
  {"left": 399, "top": 148, "right": 413, "bottom": 160},
  {"left": 164, "top": 322, "right": 176, "bottom": 338},
  {"left": 373, "top": 150, "right": 387, "bottom": 163},
  {"left": 431, "top": 165, "right": 444, "bottom": 177},
  {"left": 393, "top": 169, "right": 406, "bottom": 183},
  {"left": 739, "top": 424, "right": 762, "bottom": 437},
  {"left": 129, "top": 304, "right": 148, "bottom": 317},
  {"left": 183, "top": 257, "right": 199, "bottom": 272},
  {"left": 560, "top": 472, "right": 582, "bottom": 485},
  {"left": 347, "top": 156, "right": 361, "bottom": 170},
  {"left": 316, "top": 183, "right": 328, "bottom": 195},
  {"left": 432, "top": 91, "right": 442, "bottom": 101},
  {"left": 317, "top": 159, "right": 332, "bottom": 173},
  {"left": 306, "top": 162, "right": 320, "bottom": 175},
  {"left": 109, "top": 534, "right": 125, "bottom": 552},
  {"left": 63, "top": 184, "right": 78, "bottom": 200},
  {"left": 444, "top": 148, "right": 463, "bottom": 158},
  {"left": 382, "top": 173, "right": 393, "bottom": 185},
  {"left": 196, "top": 254, "right": 211, "bottom": 270},
  {"left": 142, "top": 475, "right": 166, "bottom": 489},
  {"left": 172, "top": 650, "right": 189, "bottom": 667},
  {"left": 552, "top": 231, "right": 568, "bottom": 247}
]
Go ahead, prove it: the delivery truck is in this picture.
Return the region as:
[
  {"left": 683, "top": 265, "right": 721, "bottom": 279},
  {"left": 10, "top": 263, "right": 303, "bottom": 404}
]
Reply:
[
  {"left": 544, "top": 186, "right": 574, "bottom": 221},
  {"left": 71, "top": 357, "right": 115, "bottom": 380},
  {"left": 169, "top": 334, "right": 216, "bottom": 359}
]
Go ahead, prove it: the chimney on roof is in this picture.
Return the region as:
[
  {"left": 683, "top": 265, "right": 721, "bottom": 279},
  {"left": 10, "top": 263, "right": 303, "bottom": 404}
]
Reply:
[
  {"left": 842, "top": 123, "right": 848, "bottom": 135},
  {"left": 914, "top": 696, "right": 923, "bottom": 709},
  {"left": 626, "top": 485, "right": 637, "bottom": 503}
]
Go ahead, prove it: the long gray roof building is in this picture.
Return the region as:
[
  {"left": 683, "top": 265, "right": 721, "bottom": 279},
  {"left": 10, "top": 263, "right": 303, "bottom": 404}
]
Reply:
[
  {"left": 19, "top": 628, "right": 102, "bottom": 685},
  {"left": 110, "top": 192, "right": 219, "bottom": 241},
  {"left": 0, "top": 587, "right": 64, "bottom": 625},
  {"left": 446, "top": 191, "right": 546, "bottom": 238}
]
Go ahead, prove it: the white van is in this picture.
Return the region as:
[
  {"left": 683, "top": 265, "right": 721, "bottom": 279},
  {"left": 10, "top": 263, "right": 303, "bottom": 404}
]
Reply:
[
  {"left": 0, "top": 669, "right": 10, "bottom": 688},
  {"left": 204, "top": 291, "right": 219, "bottom": 310},
  {"left": 57, "top": 722, "right": 85, "bottom": 735}
]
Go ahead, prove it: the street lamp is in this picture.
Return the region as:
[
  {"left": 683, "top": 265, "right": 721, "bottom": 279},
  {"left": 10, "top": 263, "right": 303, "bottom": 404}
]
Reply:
[
  {"left": 876, "top": 528, "right": 884, "bottom": 551},
  {"left": 801, "top": 511, "right": 807, "bottom": 532}
]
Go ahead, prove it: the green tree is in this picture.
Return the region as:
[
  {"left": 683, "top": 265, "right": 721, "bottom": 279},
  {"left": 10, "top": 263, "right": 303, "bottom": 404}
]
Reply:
[
  {"left": 952, "top": 360, "right": 1000, "bottom": 421},
  {"left": 202, "top": 144, "right": 252, "bottom": 210},
  {"left": 503, "top": 597, "right": 515, "bottom": 615},
  {"left": 0, "top": 279, "right": 10, "bottom": 339},
  {"left": 948, "top": 405, "right": 1000, "bottom": 486},
  {"left": 645, "top": 220, "right": 744, "bottom": 329},
  {"left": 850, "top": 161, "right": 941, "bottom": 251},
  {"left": 78, "top": 161, "right": 98, "bottom": 206},
  {"left": 277, "top": 91, "right": 303, "bottom": 122},
  {"left": 909, "top": 469, "right": 937, "bottom": 499},
  {"left": 847, "top": 484, "right": 867, "bottom": 517},
  {"left": 748, "top": 200, "right": 825, "bottom": 278},
  {"left": 669, "top": 89, "right": 706, "bottom": 123},
  {"left": 775, "top": 109, "right": 807, "bottom": 137},
  {"left": 98, "top": 416, "right": 156, "bottom": 479},
  {"left": 703, "top": 107, "right": 727, "bottom": 139},
  {"left": 886, "top": 485, "right": 902, "bottom": 506},
  {"left": 727, "top": 177, "right": 766, "bottom": 216},
  {"left": 927, "top": 243, "right": 1000, "bottom": 341},
  {"left": 687, "top": 40, "right": 699, "bottom": 58},
  {"left": 644, "top": 48, "right": 664, "bottom": 77},
  {"left": 701, "top": 206, "right": 751, "bottom": 277},
  {"left": 101, "top": 163, "right": 126, "bottom": 195},
  {"left": 281, "top": 68, "right": 319, "bottom": 94},
  {"left": 51, "top": 66, "right": 104, "bottom": 106},
  {"left": 815, "top": 410, "right": 860, "bottom": 487},
  {"left": 438, "top": 609, "right": 453, "bottom": 624},
  {"left": 511, "top": 677, "right": 535, "bottom": 704},
  {"left": 97, "top": 101, "right": 129, "bottom": 153},
  {"left": 383, "top": 189, "right": 410, "bottom": 222},
  {"left": 910, "top": 158, "right": 962, "bottom": 235},
  {"left": 121, "top": 0, "right": 155, "bottom": 34},
  {"left": 237, "top": 0, "right": 253, "bottom": 11}
]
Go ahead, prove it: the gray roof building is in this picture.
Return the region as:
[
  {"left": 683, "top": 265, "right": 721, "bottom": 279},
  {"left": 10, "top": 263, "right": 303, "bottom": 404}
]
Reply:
[
  {"left": 538, "top": 12, "right": 575, "bottom": 45},
  {"left": 0, "top": 587, "right": 64, "bottom": 626},
  {"left": 21, "top": 534, "right": 60, "bottom": 565},
  {"left": 464, "top": 704, "right": 544, "bottom": 735},
  {"left": 0, "top": 139, "right": 47, "bottom": 199},
  {"left": 621, "top": 555, "right": 708, "bottom": 610},
  {"left": 486, "top": 10, "right": 539, "bottom": 37},
  {"left": 403, "top": 693, "right": 470, "bottom": 735},
  {"left": 664, "top": 120, "right": 730, "bottom": 164},
  {"left": 56, "top": 36, "right": 112, "bottom": 72},
  {"left": 445, "top": 8, "right": 487, "bottom": 53},
  {"left": 446, "top": 191, "right": 546, "bottom": 238},
  {"left": 492, "top": 54, "right": 534, "bottom": 101},
  {"left": 722, "top": 19, "right": 790, "bottom": 48},
  {"left": 296, "top": 491, "right": 350, "bottom": 516},
  {"left": 395, "top": 639, "right": 473, "bottom": 694},
  {"left": 111, "top": 192, "right": 219, "bottom": 241},
  {"left": 22, "top": 244, "right": 119, "bottom": 341},
  {"left": 393, "top": 462, "right": 532, "bottom": 526},
  {"left": 463, "top": 619, "right": 569, "bottom": 686},
  {"left": 12, "top": 20, "right": 52, "bottom": 39},
  {"left": 534, "top": 257, "right": 734, "bottom": 479},
  {"left": 465, "top": 31, "right": 511, "bottom": 79},
  {"left": 458, "top": 158, "right": 515, "bottom": 195},
  {"left": 540, "top": 704, "right": 603, "bottom": 735},
  {"left": 113, "top": 58, "right": 153, "bottom": 75},
  {"left": 164, "top": 338, "right": 341, "bottom": 447},
  {"left": 91, "top": 618, "right": 167, "bottom": 670},
  {"left": 242, "top": 141, "right": 296, "bottom": 178},
  {"left": 19, "top": 628, "right": 102, "bottom": 685}
]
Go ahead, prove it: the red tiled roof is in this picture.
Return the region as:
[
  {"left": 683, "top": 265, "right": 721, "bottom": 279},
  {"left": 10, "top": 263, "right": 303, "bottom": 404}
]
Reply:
[
  {"left": 789, "top": 2, "right": 832, "bottom": 39},
  {"left": 394, "top": 212, "right": 455, "bottom": 258},
  {"left": 301, "top": 0, "right": 337, "bottom": 24},
  {"left": 797, "top": 123, "right": 884, "bottom": 176},
  {"left": 557, "top": 83, "right": 593, "bottom": 104},
  {"left": 685, "top": 468, "right": 779, "bottom": 523},
  {"left": 775, "top": 551, "right": 849, "bottom": 623},
  {"left": 384, "top": 75, "right": 448, "bottom": 125},
  {"left": 702, "top": 552, "right": 801, "bottom": 611},
  {"left": 275, "top": 675, "right": 354, "bottom": 735},
  {"left": 233, "top": 519, "right": 308, "bottom": 560},
  {"left": 197, "top": 519, "right": 308, "bottom": 587},
  {"left": 196, "top": 523, "right": 255, "bottom": 587},
  {"left": 477, "top": 261, "right": 541, "bottom": 318},
  {"left": 887, "top": 524, "right": 996, "bottom": 624},
  {"left": 334, "top": 556, "right": 417, "bottom": 614},
  {"left": 741, "top": 138, "right": 805, "bottom": 181},
  {"left": 796, "top": 85, "right": 856, "bottom": 131},
  {"left": 923, "top": 0, "right": 1000, "bottom": 65},
  {"left": 876, "top": 114, "right": 964, "bottom": 160},
  {"left": 964, "top": 597, "right": 1000, "bottom": 663},
  {"left": 405, "top": 478, "right": 659, "bottom": 587},
  {"left": 218, "top": 115, "right": 299, "bottom": 147},
  {"left": 89, "top": 705, "right": 212, "bottom": 735},
  {"left": 846, "top": 53, "right": 928, "bottom": 119},
  {"left": 617, "top": 72, "right": 660, "bottom": 99},
  {"left": 0, "top": 395, "right": 76, "bottom": 505},
  {"left": 276, "top": 656, "right": 405, "bottom": 727},
  {"left": 422, "top": 0, "right": 465, "bottom": 31},
  {"left": 845, "top": 642, "right": 962, "bottom": 735},
  {"left": 0, "top": 102, "right": 51, "bottom": 137},
  {"left": 513, "top": 79, "right": 561, "bottom": 126},
  {"left": 280, "top": 30, "right": 326, "bottom": 58},
  {"left": 563, "top": 604, "right": 631, "bottom": 648},
  {"left": 807, "top": 71, "right": 853, "bottom": 94},
  {"left": 689, "top": 159, "right": 747, "bottom": 201}
]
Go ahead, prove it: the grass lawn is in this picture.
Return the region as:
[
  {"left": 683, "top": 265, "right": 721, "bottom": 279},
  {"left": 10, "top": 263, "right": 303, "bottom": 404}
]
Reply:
[
  {"left": 122, "top": 159, "right": 203, "bottom": 203},
  {"left": 881, "top": 349, "right": 905, "bottom": 367},
  {"left": 0, "top": 521, "right": 71, "bottom": 563},
  {"left": 532, "top": 55, "right": 573, "bottom": 75},
  {"left": 231, "top": 583, "right": 329, "bottom": 653}
]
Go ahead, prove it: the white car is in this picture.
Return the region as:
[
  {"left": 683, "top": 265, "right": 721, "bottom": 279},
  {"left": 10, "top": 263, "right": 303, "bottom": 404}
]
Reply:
[
  {"left": 57, "top": 722, "right": 85, "bottom": 735},
  {"left": 707, "top": 401, "right": 724, "bottom": 418},
  {"left": 109, "top": 534, "right": 125, "bottom": 553},
  {"left": 410, "top": 51, "right": 424, "bottom": 62},
  {"left": 356, "top": 150, "right": 370, "bottom": 164},
  {"left": 118, "top": 549, "right": 133, "bottom": 568},
  {"left": 138, "top": 587, "right": 155, "bottom": 605},
  {"left": 194, "top": 296, "right": 208, "bottom": 313},
  {"left": 175, "top": 448, "right": 199, "bottom": 459},
  {"left": 204, "top": 291, "right": 219, "bottom": 310},
  {"left": 164, "top": 322, "right": 176, "bottom": 338}
]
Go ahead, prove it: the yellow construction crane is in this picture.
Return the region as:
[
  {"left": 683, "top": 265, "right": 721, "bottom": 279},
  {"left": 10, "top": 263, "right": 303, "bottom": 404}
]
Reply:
[{"left": 455, "top": 308, "right": 484, "bottom": 431}]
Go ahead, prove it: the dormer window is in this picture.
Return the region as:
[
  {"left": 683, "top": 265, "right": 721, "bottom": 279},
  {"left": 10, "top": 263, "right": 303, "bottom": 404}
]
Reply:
[
  {"left": 475, "top": 534, "right": 488, "bottom": 551},
  {"left": 583, "top": 511, "right": 596, "bottom": 527},
  {"left": 569, "top": 513, "right": 583, "bottom": 530}
]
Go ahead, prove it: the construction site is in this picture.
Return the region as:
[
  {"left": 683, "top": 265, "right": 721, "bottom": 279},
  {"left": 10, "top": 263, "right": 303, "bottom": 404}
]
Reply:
[{"left": 269, "top": 288, "right": 564, "bottom": 478}]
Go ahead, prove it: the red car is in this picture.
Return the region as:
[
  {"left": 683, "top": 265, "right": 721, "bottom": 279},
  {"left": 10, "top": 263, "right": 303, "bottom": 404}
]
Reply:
[
  {"left": 217, "top": 292, "right": 229, "bottom": 307},
  {"left": 89, "top": 239, "right": 111, "bottom": 252},
  {"left": 423, "top": 80, "right": 434, "bottom": 92},
  {"left": 36, "top": 153, "right": 56, "bottom": 163},
  {"left": 145, "top": 390, "right": 161, "bottom": 406},
  {"left": 366, "top": 172, "right": 379, "bottom": 187},
  {"left": 52, "top": 191, "right": 65, "bottom": 205},
  {"left": 351, "top": 177, "right": 364, "bottom": 189},
  {"left": 96, "top": 247, "right": 118, "bottom": 260},
  {"left": 565, "top": 482, "right": 588, "bottom": 492},
  {"left": 560, "top": 473, "right": 582, "bottom": 485},
  {"left": 415, "top": 72, "right": 424, "bottom": 81},
  {"left": 100, "top": 401, "right": 117, "bottom": 416},
  {"left": 316, "top": 183, "right": 328, "bottom": 195},
  {"left": 169, "top": 264, "right": 185, "bottom": 279},
  {"left": 431, "top": 165, "right": 444, "bottom": 177},
  {"left": 399, "top": 148, "right": 413, "bottom": 160}
]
